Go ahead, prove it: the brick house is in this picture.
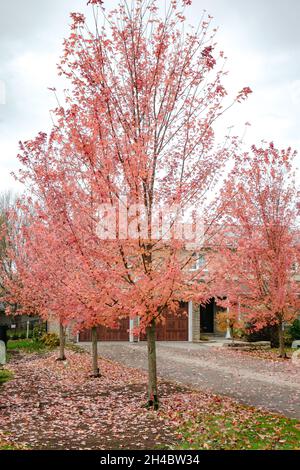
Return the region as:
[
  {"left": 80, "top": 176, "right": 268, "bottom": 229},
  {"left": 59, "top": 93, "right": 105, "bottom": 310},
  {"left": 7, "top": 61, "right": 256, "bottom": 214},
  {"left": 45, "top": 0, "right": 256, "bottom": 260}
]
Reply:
[
  {"left": 47, "top": 297, "right": 223, "bottom": 344},
  {"left": 48, "top": 251, "right": 226, "bottom": 343},
  {"left": 74, "top": 247, "right": 227, "bottom": 342},
  {"left": 71, "top": 266, "right": 300, "bottom": 344}
]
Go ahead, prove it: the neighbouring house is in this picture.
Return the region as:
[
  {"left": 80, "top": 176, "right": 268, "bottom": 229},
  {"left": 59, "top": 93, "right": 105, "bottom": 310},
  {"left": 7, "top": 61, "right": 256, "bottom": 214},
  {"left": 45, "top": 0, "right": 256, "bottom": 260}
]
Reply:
[{"left": 0, "top": 306, "right": 40, "bottom": 332}]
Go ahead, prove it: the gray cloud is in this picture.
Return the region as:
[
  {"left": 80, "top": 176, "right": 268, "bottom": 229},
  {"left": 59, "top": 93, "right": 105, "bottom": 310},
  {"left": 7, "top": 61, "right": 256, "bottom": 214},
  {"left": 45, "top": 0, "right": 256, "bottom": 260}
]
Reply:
[{"left": 0, "top": 0, "right": 299, "bottom": 191}]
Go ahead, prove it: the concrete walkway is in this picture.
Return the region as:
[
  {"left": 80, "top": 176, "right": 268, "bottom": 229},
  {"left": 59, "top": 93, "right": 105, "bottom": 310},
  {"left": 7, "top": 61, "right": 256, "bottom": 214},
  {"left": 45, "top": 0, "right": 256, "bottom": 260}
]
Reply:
[{"left": 81, "top": 341, "right": 300, "bottom": 419}]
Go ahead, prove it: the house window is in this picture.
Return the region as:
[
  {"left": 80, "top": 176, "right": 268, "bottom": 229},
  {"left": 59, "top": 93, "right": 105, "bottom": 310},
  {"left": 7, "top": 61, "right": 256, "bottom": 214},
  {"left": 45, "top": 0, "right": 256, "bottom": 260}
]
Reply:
[{"left": 190, "top": 253, "right": 207, "bottom": 271}]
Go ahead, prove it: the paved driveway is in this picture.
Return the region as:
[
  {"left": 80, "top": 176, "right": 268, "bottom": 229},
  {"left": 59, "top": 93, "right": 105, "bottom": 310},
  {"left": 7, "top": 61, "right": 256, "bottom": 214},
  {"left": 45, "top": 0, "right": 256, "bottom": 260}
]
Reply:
[{"left": 81, "top": 341, "right": 300, "bottom": 419}]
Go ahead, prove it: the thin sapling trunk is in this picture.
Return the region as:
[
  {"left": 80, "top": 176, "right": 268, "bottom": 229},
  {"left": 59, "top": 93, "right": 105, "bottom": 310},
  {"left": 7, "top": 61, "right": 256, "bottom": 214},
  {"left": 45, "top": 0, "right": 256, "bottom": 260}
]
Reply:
[
  {"left": 91, "top": 326, "right": 101, "bottom": 378},
  {"left": 146, "top": 320, "right": 159, "bottom": 410},
  {"left": 278, "top": 321, "right": 287, "bottom": 358},
  {"left": 56, "top": 322, "right": 66, "bottom": 361}
]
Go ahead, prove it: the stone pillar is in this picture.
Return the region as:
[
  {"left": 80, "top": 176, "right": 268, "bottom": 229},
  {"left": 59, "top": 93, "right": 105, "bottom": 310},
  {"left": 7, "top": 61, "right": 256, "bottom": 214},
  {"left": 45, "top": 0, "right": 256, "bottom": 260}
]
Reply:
[
  {"left": 192, "top": 302, "right": 201, "bottom": 342},
  {"left": 129, "top": 318, "right": 134, "bottom": 342},
  {"left": 130, "top": 317, "right": 139, "bottom": 342},
  {"left": 188, "top": 301, "right": 193, "bottom": 342}
]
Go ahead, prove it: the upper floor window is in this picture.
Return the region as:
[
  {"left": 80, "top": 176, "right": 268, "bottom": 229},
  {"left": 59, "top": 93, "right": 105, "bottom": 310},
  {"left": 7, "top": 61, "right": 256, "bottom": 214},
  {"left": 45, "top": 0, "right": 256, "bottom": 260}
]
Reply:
[{"left": 190, "top": 253, "right": 207, "bottom": 271}]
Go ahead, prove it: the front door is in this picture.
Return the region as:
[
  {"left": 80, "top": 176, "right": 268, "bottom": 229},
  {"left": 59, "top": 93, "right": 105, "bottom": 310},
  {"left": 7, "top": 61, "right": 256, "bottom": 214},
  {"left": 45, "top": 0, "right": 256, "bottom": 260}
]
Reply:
[{"left": 200, "top": 299, "right": 215, "bottom": 333}]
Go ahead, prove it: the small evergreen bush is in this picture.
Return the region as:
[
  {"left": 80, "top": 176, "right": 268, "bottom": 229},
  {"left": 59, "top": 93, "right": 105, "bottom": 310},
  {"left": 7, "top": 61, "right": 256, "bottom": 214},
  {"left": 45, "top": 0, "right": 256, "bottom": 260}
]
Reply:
[
  {"left": 288, "top": 319, "right": 300, "bottom": 341},
  {"left": 40, "top": 332, "right": 60, "bottom": 348}
]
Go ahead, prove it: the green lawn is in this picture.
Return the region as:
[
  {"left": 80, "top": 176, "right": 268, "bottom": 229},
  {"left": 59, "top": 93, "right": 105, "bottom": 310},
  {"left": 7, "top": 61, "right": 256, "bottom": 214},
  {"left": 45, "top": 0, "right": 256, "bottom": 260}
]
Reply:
[
  {"left": 0, "top": 443, "right": 20, "bottom": 450},
  {"left": 0, "top": 433, "right": 27, "bottom": 450},
  {"left": 175, "top": 402, "right": 300, "bottom": 450},
  {"left": 0, "top": 369, "right": 13, "bottom": 385},
  {"left": 7, "top": 339, "right": 46, "bottom": 354}
]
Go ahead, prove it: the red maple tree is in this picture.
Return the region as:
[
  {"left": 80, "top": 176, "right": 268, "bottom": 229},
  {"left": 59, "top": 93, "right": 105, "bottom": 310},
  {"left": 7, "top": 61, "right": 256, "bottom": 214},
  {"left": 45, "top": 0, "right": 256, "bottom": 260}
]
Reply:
[
  {"left": 4, "top": 0, "right": 251, "bottom": 407},
  {"left": 216, "top": 143, "right": 300, "bottom": 357},
  {"left": 2, "top": 191, "right": 120, "bottom": 374}
]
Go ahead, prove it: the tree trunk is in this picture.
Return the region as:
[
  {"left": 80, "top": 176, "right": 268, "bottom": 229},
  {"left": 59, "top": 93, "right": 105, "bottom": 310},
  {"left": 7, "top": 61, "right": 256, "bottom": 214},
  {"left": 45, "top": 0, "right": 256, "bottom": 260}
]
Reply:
[
  {"left": 146, "top": 320, "right": 159, "bottom": 410},
  {"left": 56, "top": 322, "right": 66, "bottom": 361},
  {"left": 91, "top": 326, "right": 101, "bottom": 378},
  {"left": 278, "top": 322, "right": 287, "bottom": 358}
]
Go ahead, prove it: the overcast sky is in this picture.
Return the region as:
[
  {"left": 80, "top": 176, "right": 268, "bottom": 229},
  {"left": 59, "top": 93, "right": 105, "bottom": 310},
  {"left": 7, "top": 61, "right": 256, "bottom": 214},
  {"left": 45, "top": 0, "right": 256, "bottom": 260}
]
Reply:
[{"left": 0, "top": 0, "right": 299, "bottom": 193}]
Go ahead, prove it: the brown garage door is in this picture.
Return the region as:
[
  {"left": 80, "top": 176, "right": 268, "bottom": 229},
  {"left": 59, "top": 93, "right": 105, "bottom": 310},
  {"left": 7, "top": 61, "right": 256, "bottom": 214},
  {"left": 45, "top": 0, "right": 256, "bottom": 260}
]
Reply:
[
  {"left": 79, "top": 318, "right": 129, "bottom": 342},
  {"left": 141, "top": 302, "right": 188, "bottom": 341}
]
